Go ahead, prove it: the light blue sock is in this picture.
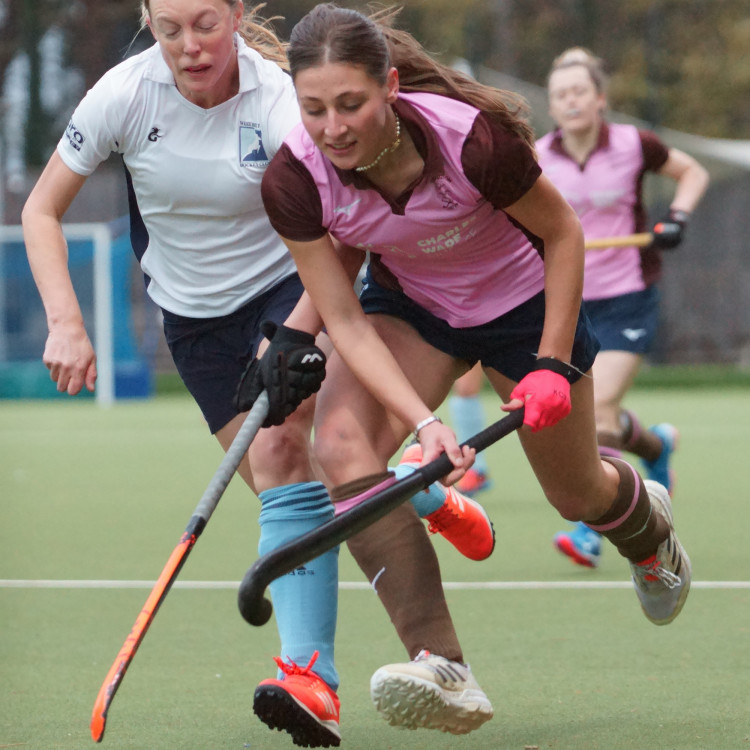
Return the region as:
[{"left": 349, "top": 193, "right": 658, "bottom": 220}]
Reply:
[
  {"left": 449, "top": 394, "right": 489, "bottom": 475},
  {"left": 392, "top": 463, "right": 446, "bottom": 518},
  {"left": 258, "top": 481, "right": 339, "bottom": 690}
]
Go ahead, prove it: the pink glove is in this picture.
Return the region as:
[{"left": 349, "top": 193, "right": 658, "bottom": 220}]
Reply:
[{"left": 509, "top": 369, "right": 571, "bottom": 432}]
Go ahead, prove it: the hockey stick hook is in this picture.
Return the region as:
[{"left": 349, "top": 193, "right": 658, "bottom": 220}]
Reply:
[{"left": 238, "top": 407, "right": 524, "bottom": 626}]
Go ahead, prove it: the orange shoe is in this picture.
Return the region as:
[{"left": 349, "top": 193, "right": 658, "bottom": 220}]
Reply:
[
  {"left": 426, "top": 485, "right": 496, "bottom": 560},
  {"left": 254, "top": 651, "right": 341, "bottom": 748},
  {"left": 400, "top": 443, "right": 495, "bottom": 561},
  {"left": 400, "top": 441, "right": 423, "bottom": 465}
]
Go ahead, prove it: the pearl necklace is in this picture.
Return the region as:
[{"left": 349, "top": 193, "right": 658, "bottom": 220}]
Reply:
[{"left": 355, "top": 115, "right": 401, "bottom": 172}]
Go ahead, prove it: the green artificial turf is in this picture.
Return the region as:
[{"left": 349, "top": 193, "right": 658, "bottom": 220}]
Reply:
[{"left": 1, "top": 387, "right": 749, "bottom": 749}]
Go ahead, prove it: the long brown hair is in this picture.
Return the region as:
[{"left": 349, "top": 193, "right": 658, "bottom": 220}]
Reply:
[
  {"left": 288, "top": 3, "right": 534, "bottom": 149},
  {"left": 139, "top": 1, "right": 288, "bottom": 69}
]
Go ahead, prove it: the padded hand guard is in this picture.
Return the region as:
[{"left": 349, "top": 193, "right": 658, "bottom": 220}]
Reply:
[
  {"left": 510, "top": 369, "right": 571, "bottom": 433},
  {"left": 234, "top": 321, "right": 326, "bottom": 427},
  {"left": 651, "top": 209, "right": 689, "bottom": 250}
]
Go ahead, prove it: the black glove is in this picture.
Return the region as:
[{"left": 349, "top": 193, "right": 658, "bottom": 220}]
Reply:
[
  {"left": 651, "top": 209, "right": 690, "bottom": 250},
  {"left": 234, "top": 321, "right": 326, "bottom": 427}
]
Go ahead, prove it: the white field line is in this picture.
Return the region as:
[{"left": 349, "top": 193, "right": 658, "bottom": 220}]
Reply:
[{"left": 1, "top": 579, "right": 749, "bottom": 590}]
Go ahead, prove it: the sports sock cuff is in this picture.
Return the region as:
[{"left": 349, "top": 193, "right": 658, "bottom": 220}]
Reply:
[
  {"left": 330, "top": 472, "right": 393, "bottom": 503},
  {"left": 620, "top": 409, "right": 641, "bottom": 450},
  {"left": 588, "top": 457, "right": 669, "bottom": 560},
  {"left": 258, "top": 481, "right": 332, "bottom": 524},
  {"left": 391, "top": 463, "right": 446, "bottom": 517},
  {"left": 598, "top": 444, "right": 623, "bottom": 459},
  {"left": 331, "top": 472, "right": 396, "bottom": 515},
  {"left": 259, "top": 481, "right": 327, "bottom": 504},
  {"left": 586, "top": 457, "right": 641, "bottom": 532}
]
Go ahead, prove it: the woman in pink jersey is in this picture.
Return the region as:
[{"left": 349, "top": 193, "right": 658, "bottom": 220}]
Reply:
[
  {"left": 537, "top": 48, "right": 709, "bottom": 569},
  {"left": 244, "top": 3, "right": 693, "bottom": 730}
]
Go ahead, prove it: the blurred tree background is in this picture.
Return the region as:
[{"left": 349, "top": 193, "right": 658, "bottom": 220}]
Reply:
[
  {"left": 2, "top": 0, "right": 749, "bottom": 366},
  {"left": 2, "top": 0, "right": 749, "bottom": 171}
]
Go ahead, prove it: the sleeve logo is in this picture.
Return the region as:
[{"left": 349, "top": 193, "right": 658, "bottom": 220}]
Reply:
[{"left": 65, "top": 120, "right": 85, "bottom": 151}]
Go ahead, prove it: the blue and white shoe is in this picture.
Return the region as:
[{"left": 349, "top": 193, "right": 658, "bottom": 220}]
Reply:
[
  {"left": 554, "top": 521, "right": 602, "bottom": 568},
  {"left": 641, "top": 423, "right": 679, "bottom": 495}
]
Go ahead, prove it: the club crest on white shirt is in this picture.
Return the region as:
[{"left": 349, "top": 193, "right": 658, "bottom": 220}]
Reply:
[{"left": 239, "top": 122, "right": 268, "bottom": 166}]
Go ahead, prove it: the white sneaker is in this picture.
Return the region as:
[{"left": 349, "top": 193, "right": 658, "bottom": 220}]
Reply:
[
  {"left": 630, "top": 479, "right": 692, "bottom": 625},
  {"left": 370, "top": 649, "right": 493, "bottom": 734}
]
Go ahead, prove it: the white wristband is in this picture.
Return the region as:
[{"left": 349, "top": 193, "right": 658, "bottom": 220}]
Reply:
[{"left": 414, "top": 415, "right": 442, "bottom": 439}]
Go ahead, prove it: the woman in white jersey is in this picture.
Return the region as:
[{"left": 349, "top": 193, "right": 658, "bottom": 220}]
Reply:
[
  {"left": 21, "top": 2, "right": 497, "bottom": 746},
  {"left": 537, "top": 48, "right": 709, "bottom": 569},
  {"left": 248, "top": 4, "right": 694, "bottom": 725}
]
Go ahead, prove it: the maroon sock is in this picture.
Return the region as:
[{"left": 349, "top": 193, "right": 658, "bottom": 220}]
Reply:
[
  {"left": 621, "top": 410, "right": 662, "bottom": 462},
  {"left": 332, "top": 475, "right": 463, "bottom": 662},
  {"left": 587, "top": 457, "right": 669, "bottom": 562}
]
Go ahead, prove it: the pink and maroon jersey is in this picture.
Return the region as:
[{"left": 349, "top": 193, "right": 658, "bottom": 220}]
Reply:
[
  {"left": 536, "top": 122, "right": 669, "bottom": 300},
  {"left": 262, "top": 91, "right": 545, "bottom": 327}
]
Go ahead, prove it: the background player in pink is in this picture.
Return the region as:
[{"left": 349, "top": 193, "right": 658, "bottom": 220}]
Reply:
[
  {"left": 250, "top": 3, "right": 693, "bottom": 730},
  {"left": 537, "top": 48, "right": 709, "bottom": 568}
]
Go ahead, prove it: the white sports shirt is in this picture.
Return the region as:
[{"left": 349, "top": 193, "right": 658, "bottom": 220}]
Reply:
[{"left": 57, "top": 36, "right": 300, "bottom": 317}]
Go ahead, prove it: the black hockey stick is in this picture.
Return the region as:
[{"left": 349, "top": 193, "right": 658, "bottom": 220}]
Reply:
[
  {"left": 237, "top": 407, "right": 524, "bottom": 626},
  {"left": 91, "top": 392, "right": 269, "bottom": 742}
]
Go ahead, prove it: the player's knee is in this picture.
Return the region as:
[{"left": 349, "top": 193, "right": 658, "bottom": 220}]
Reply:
[
  {"left": 313, "top": 422, "right": 360, "bottom": 482},
  {"left": 544, "top": 488, "right": 593, "bottom": 522},
  {"left": 251, "top": 416, "right": 311, "bottom": 476}
]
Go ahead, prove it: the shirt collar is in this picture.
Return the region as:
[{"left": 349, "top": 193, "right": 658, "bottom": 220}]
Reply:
[{"left": 549, "top": 120, "right": 611, "bottom": 159}]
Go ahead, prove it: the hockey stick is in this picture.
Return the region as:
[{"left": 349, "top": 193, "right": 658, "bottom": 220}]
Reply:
[
  {"left": 585, "top": 232, "right": 653, "bottom": 250},
  {"left": 90, "top": 392, "right": 270, "bottom": 743},
  {"left": 237, "top": 407, "right": 524, "bottom": 626}
]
